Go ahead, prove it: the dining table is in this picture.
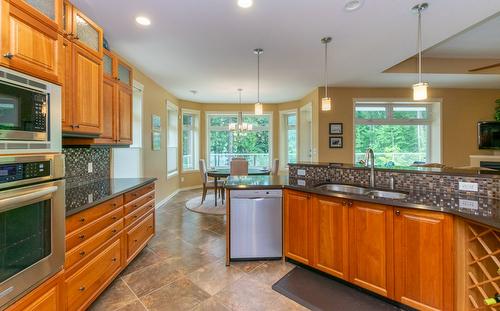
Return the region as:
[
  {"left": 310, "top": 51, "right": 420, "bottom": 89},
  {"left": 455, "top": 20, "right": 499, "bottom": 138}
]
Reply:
[{"left": 206, "top": 168, "right": 271, "bottom": 206}]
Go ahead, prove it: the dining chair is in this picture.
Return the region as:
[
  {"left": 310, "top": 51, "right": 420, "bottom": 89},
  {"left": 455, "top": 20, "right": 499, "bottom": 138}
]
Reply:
[
  {"left": 230, "top": 159, "right": 248, "bottom": 176},
  {"left": 199, "top": 159, "right": 224, "bottom": 204},
  {"left": 270, "top": 158, "right": 279, "bottom": 175}
]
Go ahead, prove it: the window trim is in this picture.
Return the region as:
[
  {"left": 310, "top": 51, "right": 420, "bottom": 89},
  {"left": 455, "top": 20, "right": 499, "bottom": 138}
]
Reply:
[
  {"left": 181, "top": 108, "right": 200, "bottom": 173},
  {"left": 279, "top": 109, "right": 298, "bottom": 170},
  {"left": 352, "top": 98, "right": 442, "bottom": 166},
  {"left": 205, "top": 111, "right": 273, "bottom": 169},
  {"left": 166, "top": 101, "right": 179, "bottom": 179}
]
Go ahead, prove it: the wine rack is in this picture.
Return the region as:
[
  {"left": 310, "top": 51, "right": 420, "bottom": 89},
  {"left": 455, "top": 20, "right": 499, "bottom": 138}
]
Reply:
[{"left": 466, "top": 221, "right": 500, "bottom": 310}]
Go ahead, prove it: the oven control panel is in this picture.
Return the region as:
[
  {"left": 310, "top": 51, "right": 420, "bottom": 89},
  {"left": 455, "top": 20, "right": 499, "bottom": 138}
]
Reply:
[{"left": 0, "top": 161, "right": 50, "bottom": 183}]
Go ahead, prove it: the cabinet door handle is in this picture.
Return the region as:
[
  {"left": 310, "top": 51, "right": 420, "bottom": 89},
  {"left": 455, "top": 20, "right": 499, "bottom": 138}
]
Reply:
[
  {"left": 112, "top": 216, "right": 117, "bottom": 220},
  {"left": 112, "top": 257, "right": 117, "bottom": 262},
  {"left": 79, "top": 286, "right": 86, "bottom": 292},
  {"left": 112, "top": 229, "right": 117, "bottom": 234},
  {"left": 342, "top": 201, "right": 347, "bottom": 206},
  {"left": 3, "top": 53, "right": 13, "bottom": 59},
  {"left": 395, "top": 210, "right": 401, "bottom": 216},
  {"left": 79, "top": 217, "right": 85, "bottom": 223},
  {"left": 79, "top": 251, "right": 86, "bottom": 256},
  {"left": 78, "top": 235, "right": 85, "bottom": 240},
  {"left": 347, "top": 201, "right": 353, "bottom": 207},
  {"left": 134, "top": 239, "right": 138, "bottom": 243},
  {"left": 74, "top": 124, "right": 80, "bottom": 128}
]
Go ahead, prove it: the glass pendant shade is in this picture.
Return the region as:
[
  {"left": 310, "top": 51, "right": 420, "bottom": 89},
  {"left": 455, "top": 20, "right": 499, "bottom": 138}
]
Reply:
[
  {"left": 255, "top": 102, "right": 263, "bottom": 115},
  {"left": 321, "top": 97, "right": 332, "bottom": 111},
  {"left": 412, "top": 82, "right": 428, "bottom": 101}
]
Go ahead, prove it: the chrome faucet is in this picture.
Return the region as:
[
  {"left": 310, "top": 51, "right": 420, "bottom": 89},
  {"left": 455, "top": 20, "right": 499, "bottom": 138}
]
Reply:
[{"left": 365, "top": 148, "right": 375, "bottom": 188}]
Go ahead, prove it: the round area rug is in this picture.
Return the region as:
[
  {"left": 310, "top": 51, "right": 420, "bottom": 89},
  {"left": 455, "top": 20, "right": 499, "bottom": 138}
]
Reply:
[{"left": 185, "top": 194, "right": 226, "bottom": 215}]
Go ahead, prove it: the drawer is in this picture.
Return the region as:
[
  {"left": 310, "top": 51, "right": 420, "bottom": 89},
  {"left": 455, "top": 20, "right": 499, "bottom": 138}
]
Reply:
[
  {"left": 65, "top": 238, "right": 122, "bottom": 311},
  {"left": 127, "top": 212, "right": 154, "bottom": 259},
  {"left": 66, "top": 208, "right": 124, "bottom": 251},
  {"left": 66, "top": 196, "right": 124, "bottom": 234},
  {"left": 65, "top": 220, "right": 123, "bottom": 269},
  {"left": 124, "top": 199, "right": 154, "bottom": 227},
  {"left": 124, "top": 183, "right": 155, "bottom": 203},
  {"left": 124, "top": 190, "right": 155, "bottom": 214}
]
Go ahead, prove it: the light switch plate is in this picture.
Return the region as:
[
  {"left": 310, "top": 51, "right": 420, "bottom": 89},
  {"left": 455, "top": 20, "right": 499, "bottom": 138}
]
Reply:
[
  {"left": 88, "top": 162, "right": 93, "bottom": 173},
  {"left": 458, "top": 181, "right": 478, "bottom": 192},
  {"left": 297, "top": 179, "right": 306, "bottom": 186},
  {"left": 297, "top": 169, "right": 306, "bottom": 176}
]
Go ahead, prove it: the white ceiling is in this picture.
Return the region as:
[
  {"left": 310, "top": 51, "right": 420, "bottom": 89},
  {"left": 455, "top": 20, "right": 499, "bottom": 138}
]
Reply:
[{"left": 72, "top": 0, "right": 500, "bottom": 103}]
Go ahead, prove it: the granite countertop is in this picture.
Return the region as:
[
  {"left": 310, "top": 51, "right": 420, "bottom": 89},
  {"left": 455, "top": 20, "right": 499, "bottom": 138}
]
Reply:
[
  {"left": 65, "top": 178, "right": 157, "bottom": 217},
  {"left": 225, "top": 175, "right": 500, "bottom": 230}
]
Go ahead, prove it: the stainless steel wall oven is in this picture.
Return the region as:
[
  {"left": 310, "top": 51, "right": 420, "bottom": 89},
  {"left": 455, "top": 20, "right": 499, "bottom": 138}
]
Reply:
[{"left": 0, "top": 154, "right": 65, "bottom": 310}]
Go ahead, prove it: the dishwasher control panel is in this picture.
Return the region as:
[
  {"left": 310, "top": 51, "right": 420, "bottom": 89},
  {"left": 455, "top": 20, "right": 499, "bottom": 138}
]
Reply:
[{"left": 230, "top": 189, "right": 283, "bottom": 198}]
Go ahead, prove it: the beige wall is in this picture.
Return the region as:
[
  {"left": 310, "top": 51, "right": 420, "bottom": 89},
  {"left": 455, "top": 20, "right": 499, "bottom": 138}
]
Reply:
[
  {"left": 133, "top": 69, "right": 180, "bottom": 204},
  {"left": 317, "top": 87, "right": 499, "bottom": 167}
]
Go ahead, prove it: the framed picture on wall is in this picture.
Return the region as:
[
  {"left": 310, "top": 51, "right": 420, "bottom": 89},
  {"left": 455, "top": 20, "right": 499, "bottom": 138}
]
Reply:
[
  {"left": 152, "top": 115, "right": 161, "bottom": 131},
  {"left": 152, "top": 132, "right": 161, "bottom": 151},
  {"left": 329, "top": 123, "right": 343, "bottom": 135},
  {"left": 329, "top": 136, "right": 343, "bottom": 148}
]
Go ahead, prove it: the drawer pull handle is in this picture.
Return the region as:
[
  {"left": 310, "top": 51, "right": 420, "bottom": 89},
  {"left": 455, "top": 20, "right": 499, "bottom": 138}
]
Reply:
[
  {"left": 149, "top": 196, "right": 153, "bottom": 199},
  {"left": 79, "top": 286, "right": 85, "bottom": 292},
  {"left": 112, "top": 229, "right": 117, "bottom": 234},
  {"left": 78, "top": 235, "right": 85, "bottom": 240},
  {"left": 133, "top": 204, "right": 138, "bottom": 208},
  {"left": 148, "top": 225, "right": 153, "bottom": 229},
  {"left": 79, "top": 218, "right": 85, "bottom": 223},
  {"left": 395, "top": 210, "right": 401, "bottom": 216},
  {"left": 112, "top": 216, "right": 117, "bottom": 220},
  {"left": 112, "top": 257, "right": 117, "bottom": 262},
  {"left": 79, "top": 251, "right": 86, "bottom": 256},
  {"left": 132, "top": 193, "right": 137, "bottom": 197},
  {"left": 133, "top": 215, "right": 138, "bottom": 219},
  {"left": 134, "top": 239, "right": 138, "bottom": 243},
  {"left": 112, "top": 203, "right": 117, "bottom": 207},
  {"left": 3, "top": 52, "right": 14, "bottom": 59}
]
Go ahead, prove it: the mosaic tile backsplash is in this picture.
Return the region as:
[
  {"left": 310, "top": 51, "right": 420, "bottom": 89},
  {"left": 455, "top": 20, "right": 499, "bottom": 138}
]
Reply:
[
  {"left": 289, "top": 164, "right": 500, "bottom": 199},
  {"left": 63, "top": 147, "right": 111, "bottom": 187}
]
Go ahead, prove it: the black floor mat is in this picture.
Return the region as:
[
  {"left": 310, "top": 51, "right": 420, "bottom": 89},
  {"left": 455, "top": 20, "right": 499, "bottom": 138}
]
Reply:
[{"left": 272, "top": 267, "right": 407, "bottom": 311}]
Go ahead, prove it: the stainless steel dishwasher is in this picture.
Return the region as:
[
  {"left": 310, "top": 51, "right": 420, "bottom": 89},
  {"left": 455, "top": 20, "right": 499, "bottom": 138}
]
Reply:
[{"left": 230, "top": 189, "right": 283, "bottom": 260}]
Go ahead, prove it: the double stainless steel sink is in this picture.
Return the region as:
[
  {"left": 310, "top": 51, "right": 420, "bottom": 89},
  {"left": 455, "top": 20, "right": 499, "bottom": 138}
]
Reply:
[{"left": 316, "top": 183, "right": 408, "bottom": 200}]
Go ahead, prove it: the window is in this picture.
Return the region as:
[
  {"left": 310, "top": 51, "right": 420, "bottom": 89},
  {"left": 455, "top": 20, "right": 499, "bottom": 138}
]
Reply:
[
  {"left": 166, "top": 102, "right": 178, "bottom": 177},
  {"left": 207, "top": 112, "right": 272, "bottom": 169},
  {"left": 354, "top": 101, "right": 440, "bottom": 167},
  {"left": 279, "top": 110, "right": 297, "bottom": 169},
  {"left": 182, "top": 109, "right": 200, "bottom": 171}
]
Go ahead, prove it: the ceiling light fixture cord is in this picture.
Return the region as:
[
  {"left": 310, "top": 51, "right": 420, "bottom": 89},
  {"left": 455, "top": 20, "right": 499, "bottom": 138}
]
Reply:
[
  {"left": 324, "top": 39, "right": 328, "bottom": 98},
  {"left": 257, "top": 52, "right": 260, "bottom": 104},
  {"left": 417, "top": 7, "right": 422, "bottom": 84}
]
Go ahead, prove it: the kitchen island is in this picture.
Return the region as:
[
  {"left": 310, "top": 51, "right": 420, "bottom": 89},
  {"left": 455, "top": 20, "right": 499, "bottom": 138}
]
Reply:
[{"left": 225, "top": 166, "right": 500, "bottom": 311}]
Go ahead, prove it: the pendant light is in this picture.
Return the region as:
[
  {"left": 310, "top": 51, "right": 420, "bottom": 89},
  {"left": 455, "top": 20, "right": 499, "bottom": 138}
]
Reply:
[
  {"left": 321, "top": 37, "right": 332, "bottom": 111},
  {"left": 229, "top": 89, "right": 253, "bottom": 132},
  {"left": 412, "top": 3, "right": 429, "bottom": 101},
  {"left": 254, "top": 48, "right": 264, "bottom": 115}
]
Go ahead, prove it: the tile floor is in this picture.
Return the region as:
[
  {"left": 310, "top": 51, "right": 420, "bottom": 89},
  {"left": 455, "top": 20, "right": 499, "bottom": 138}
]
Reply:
[{"left": 89, "top": 189, "right": 307, "bottom": 311}]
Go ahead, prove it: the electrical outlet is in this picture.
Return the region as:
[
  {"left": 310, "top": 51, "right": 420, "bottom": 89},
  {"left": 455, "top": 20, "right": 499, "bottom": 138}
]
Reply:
[
  {"left": 459, "top": 199, "right": 478, "bottom": 210},
  {"left": 297, "top": 179, "right": 306, "bottom": 186},
  {"left": 87, "top": 193, "right": 94, "bottom": 203},
  {"left": 88, "top": 162, "right": 93, "bottom": 173},
  {"left": 458, "top": 181, "right": 478, "bottom": 192},
  {"left": 297, "top": 169, "right": 306, "bottom": 176}
]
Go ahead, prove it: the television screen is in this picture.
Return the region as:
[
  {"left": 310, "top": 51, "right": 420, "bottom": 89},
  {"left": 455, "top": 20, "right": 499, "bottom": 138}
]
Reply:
[{"left": 478, "top": 122, "right": 500, "bottom": 149}]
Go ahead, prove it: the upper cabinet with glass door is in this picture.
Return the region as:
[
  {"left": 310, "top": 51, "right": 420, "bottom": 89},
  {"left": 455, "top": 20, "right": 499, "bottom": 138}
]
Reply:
[
  {"left": 10, "top": 0, "right": 62, "bottom": 29},
  {"left": 63, "top": 1, "right": 103, "bottom": 58},
  {"left": 117, "top": 59, "right": 133, "bottom": 88},
  {"left": 103, "top": 49, "right": 114, "bottom": 79}
]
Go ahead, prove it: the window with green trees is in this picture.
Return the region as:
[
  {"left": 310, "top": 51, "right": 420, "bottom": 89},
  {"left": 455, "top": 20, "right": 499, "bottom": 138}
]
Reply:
[
  {"left": 207, "top": 113, "right": 272, "bottom": 168},
  {"left": 354, "top": 103, "right": 433, "bottom": 167}
]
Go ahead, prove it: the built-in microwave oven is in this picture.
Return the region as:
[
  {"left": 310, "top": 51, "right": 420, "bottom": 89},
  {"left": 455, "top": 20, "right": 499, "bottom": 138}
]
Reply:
[{"left": 0, "top": 67, "right": 61, "bottom": 154}]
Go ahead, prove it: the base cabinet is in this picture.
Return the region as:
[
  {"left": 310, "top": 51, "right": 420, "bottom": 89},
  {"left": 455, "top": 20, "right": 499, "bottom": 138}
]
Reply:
[
  {"left": 311, "top": 195, "right": 349, "bottom": 279},
  {"left": 283, "top": 190, "right": 455, "bottom": 311},
  {"left": 394, "top": 208, "right": 454, "bottom": 311},
  {"left": 348, "top": 201, "right": 394, "bottom": 298},
  {"left": 284, "top": 190, "right": 311, "bottom": 265}
]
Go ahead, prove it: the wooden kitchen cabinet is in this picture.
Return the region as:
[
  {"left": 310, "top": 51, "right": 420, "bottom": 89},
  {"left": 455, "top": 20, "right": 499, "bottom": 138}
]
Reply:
[
  {"left": 62, "top": 1, "right": 102, "bottom": 58},
  {"left": 5, "top": 271, "right": 64, "bottom": 311},
  {"left": 63, "top": 49, "right": 133, "bottom": 145},
  {"left": 394, "top": 208, "right": 454, "bottom": 311},
  {"left": 1, "top": 0, "right": 61, "bottom": 83},
  {"left": 310, "top": 195, "right": 349, "bottom": 279},
  {"left": 348, "top": 201, "right": 394, "bottom": 298},
  {"left": 284, "top": 190, "right": 312, "bottom": 265}
]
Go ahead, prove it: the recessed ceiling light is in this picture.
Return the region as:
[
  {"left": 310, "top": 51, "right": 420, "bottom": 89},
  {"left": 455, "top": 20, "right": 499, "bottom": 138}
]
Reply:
[
  {"left": 135, "top": 16, "right": 151, "bottom": 26},
  {"left": 238, "top": 0, "right": 253, "bottom": 9},
  {"left": 344, "top": 0, "right": 364, "bottom": 11}
]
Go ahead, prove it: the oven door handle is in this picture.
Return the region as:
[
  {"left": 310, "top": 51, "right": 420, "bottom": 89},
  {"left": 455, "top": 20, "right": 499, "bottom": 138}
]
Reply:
[{"left": 0, "top": 186, "right": 58, "bottom": 208}]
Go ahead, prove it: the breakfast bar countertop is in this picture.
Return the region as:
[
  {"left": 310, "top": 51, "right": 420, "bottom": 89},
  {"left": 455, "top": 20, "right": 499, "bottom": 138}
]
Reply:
[
  {"left": 65, "top": 177, "right": 157, "bottom": 217},
  {"left": 224, "top": 175, "right": 500, "bottom": 230}
]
